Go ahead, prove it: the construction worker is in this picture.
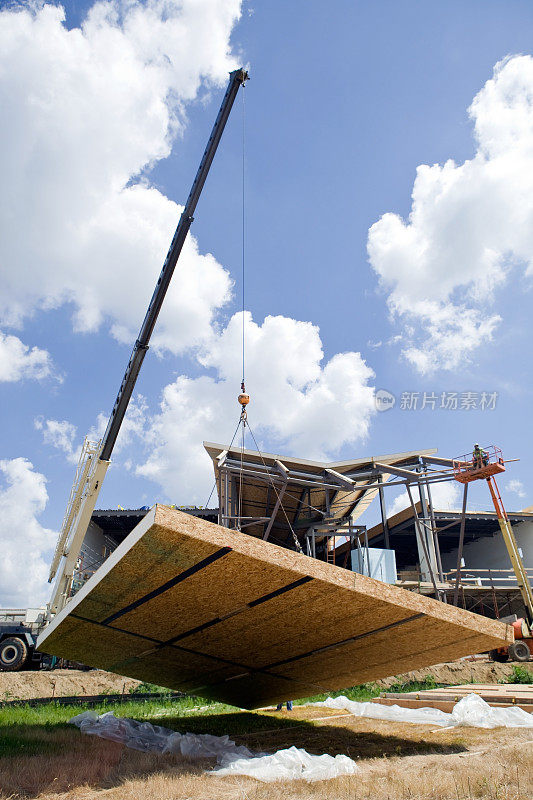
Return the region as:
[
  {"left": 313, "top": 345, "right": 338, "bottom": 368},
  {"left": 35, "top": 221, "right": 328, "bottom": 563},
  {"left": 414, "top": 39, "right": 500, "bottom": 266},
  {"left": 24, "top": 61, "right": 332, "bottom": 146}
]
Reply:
[
  {"left": 276, "top": 700, "right": 293, "bottom": 711},
  {"left": 473, "top": 443, "right": 488, "bottom": 469}
]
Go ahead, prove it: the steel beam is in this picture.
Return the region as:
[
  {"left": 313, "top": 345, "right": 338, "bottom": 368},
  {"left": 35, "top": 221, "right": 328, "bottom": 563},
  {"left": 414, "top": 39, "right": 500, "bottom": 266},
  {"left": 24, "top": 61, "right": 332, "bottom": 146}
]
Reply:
[
  {"left": 378, "top": 474, "right": 390, "bottom": 550},
  {"left": 373, "top": 462, "right": 420, "bottom": 480},
  {"left": 453, "top": 483, "right": 469, "bottom": 606},
  {"left": 263, "top": 484, "right": 288, "bottom": 541},
  {"left": 325, "top": 468, "right": 356, "bottom": 490},
  {"left": 406, "top": 483, "right": 439, "bottom": 597}
]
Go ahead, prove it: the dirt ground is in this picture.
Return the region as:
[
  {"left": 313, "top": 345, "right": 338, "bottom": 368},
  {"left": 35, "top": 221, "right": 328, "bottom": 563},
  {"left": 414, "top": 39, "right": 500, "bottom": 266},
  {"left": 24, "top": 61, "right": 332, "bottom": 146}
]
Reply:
[
  {"left": 1, "top": 704, "right": 531, "bottom": 800},
  {"left": 0, "top": 669, "right": 141, "bottom": 700},
  {"left": 0, "top": 658, "right": 519, "bottom": 700},
  {"left": 373, "top": 657, "right": 519, "bottom": 689}
]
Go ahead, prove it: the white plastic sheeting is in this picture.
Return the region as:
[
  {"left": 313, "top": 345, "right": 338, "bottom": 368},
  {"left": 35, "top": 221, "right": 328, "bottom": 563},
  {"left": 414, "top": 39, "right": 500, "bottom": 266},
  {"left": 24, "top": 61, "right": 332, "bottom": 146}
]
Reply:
[
  {"left": 214, "top": 747, "right": 358, "bottom": 781},
  {"left": 69, "top": 710, "right": 252, "bottom": 758},
  {"left": 69, "top": 711, "right": 359, "bottom": 782},
  {"left": 310, "top": 693, "right": 533, "bottom": 729}
]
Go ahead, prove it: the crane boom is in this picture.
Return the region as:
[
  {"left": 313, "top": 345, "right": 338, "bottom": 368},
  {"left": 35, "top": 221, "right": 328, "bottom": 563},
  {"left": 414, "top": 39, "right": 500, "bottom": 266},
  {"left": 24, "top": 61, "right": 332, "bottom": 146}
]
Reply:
[
  {"left": 49, "top": 68, "right": 248, "bottom": 613},
  {"left": 101, "top": 67, "right": 248, "bottom": 461}
]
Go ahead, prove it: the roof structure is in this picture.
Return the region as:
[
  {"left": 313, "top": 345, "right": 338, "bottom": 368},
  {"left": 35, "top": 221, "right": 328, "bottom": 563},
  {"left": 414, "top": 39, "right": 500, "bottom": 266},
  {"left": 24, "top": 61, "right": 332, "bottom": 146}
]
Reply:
[
  {"left": 204, "top": 441, "right": 438, "bottom": 550},
  {"left": 91, "top": 507, "right": 218, "bottom": 546},
  {"left": 38, "top": 506, "right": 511, "bottom": 709}
]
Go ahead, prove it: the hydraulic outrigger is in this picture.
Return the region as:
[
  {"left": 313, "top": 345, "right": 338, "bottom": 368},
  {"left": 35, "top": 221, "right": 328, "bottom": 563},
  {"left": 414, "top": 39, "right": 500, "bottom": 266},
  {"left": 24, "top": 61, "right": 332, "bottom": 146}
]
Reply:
[
  {"left": 453, "top": 446, "right": 533, "bottom": 662},
  {"left": 48, "top": 68, "right": 248, "bottom": 614}
]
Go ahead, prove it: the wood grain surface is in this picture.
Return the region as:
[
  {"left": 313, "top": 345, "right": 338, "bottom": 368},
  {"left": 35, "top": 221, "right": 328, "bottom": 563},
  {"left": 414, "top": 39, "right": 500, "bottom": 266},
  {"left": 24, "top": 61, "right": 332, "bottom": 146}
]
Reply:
[{"left": 39, "top": 506, "right": 513, "bottom": 708}]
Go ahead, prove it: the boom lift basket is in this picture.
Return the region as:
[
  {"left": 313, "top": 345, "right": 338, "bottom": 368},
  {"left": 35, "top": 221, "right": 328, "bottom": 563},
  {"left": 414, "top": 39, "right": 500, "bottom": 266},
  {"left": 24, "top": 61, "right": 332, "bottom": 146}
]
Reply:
[{"left": 453, "top": 445, "right": 506, "bottom": 484}]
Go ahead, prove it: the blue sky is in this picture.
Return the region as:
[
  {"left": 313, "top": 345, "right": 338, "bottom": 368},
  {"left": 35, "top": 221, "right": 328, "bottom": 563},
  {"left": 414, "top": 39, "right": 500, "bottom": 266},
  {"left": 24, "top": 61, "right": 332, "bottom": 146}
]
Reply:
[{"left": 1, "top": 0, "right": 532, "bottom": 605}]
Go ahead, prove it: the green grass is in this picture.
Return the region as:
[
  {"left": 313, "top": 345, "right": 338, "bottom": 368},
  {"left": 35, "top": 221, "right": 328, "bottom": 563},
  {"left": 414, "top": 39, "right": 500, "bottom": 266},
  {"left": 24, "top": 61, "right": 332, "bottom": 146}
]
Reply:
[
  {"left": 0, "top": 697, "right": 309, "bottom": 759},
  {"left": 387, "top": 675, "right": 441, "bottom": 693},
  {"left": 0, "top": 675, "right": 446, "bottom": 728},
  {"left": 0, "top": 672, "right": 452, "bottom": 759},
  {"left": 0, "top": 695, "right": 236, "bottom": 729},
  {"left": 128, "top": 680, "right": 173, "bottom": 694},
  {"left": 500, "top": 664, "right": 533, "bottom": 684},
  {"left": 294, "top": 675, "right": 442, "bottom": 705},
  {"left": 294, "top": 682, "right": 382, "bottom": 705},
  {"left": 0, "top": 697, "right": 243, "bottom": 759}
]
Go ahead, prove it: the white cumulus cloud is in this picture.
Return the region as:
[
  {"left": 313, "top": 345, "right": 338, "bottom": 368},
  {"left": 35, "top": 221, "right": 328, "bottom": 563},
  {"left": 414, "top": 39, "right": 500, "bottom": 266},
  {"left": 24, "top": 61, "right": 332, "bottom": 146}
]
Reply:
[
  {"left": 0, "top": 331, "right": 53, "bottom": 382},
  {"left": 87, "top": 394, "right": 150, "bottom": 454},
  {"left": 136, "top": 312, "right": 376, "bottom": 502},
  {"left": 0, "top": 458, "right": 55, "bottom": 607},
  {"left": 368, "top": 55, "right": 533, "bottom": 374},
  {"left": 0, "top": 0, "right": 241, "bottom": 353},
  {"left": 2, "top": 1, "right": 380, "bottom": 512},
  {"left": 36, "top": 395, "right": 150, "bottom": 466},
  {"left": 506, "top": 478, "right": 526, "bottom": 499},
  {"left": 34, "top": 418, "right": 79, "bottom": 464}
]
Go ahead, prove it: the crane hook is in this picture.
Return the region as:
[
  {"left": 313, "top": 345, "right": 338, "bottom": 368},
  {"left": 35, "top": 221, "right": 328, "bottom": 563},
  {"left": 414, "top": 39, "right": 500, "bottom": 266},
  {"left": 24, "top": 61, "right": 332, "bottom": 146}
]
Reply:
[{"left": 238, "top": 380, "right": 250, "bottom": 421}]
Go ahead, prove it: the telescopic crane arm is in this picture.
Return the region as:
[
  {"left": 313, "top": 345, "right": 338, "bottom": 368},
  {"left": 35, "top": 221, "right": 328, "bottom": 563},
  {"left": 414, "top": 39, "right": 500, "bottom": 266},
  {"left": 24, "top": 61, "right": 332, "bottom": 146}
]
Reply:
[
  {"left": 100, "top": 67, "right": 248, "bottom": 461},
  {"left": 49, "top": 68, "right": 248, "bottom": 614}
]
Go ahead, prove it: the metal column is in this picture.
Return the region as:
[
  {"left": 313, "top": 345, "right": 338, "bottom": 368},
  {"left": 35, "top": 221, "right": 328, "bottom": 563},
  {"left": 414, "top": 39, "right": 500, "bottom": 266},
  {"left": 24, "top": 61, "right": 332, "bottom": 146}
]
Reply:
[
  {"left": 453, "top": 483, "right": 469, "bottom": 606},
  {"left": 378, "top": 474, "right": 390, "bottom": 549}
]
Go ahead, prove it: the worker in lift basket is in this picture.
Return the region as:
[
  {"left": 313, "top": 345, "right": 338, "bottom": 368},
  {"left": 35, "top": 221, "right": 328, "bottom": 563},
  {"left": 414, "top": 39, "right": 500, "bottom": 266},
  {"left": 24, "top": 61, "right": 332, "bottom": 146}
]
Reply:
[{"left": 473, "top": 443, "right": 489, "bottom": 469}]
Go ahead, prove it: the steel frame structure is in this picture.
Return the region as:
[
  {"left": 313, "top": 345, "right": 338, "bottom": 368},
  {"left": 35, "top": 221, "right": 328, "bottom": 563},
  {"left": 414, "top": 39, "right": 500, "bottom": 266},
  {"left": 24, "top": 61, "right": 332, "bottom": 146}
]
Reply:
[
  {"left": 212, "top": 445, "right": 457, "bottom": 586},
  {"left": 208, "top": 439, "right": 533, "bottom": 626}
]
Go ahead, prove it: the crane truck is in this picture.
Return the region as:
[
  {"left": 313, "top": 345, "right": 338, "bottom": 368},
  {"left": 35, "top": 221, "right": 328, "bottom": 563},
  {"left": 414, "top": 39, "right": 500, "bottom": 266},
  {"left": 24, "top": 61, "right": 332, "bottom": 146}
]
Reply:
[{"left": 0, "top": 608, "right": 51, "bottom": 671}]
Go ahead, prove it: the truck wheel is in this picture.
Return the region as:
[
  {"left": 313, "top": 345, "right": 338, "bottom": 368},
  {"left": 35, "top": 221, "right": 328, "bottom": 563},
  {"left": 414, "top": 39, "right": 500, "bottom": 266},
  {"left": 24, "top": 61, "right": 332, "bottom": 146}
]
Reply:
[
  {"left": 489, "top": 648, "right": 509, "bottom": 663},
  {"left": 508, "top": 641, "right": 531, "bottom": 662},
  {"left": 0, "top": 637, "right": 29, "bottom": 671}
]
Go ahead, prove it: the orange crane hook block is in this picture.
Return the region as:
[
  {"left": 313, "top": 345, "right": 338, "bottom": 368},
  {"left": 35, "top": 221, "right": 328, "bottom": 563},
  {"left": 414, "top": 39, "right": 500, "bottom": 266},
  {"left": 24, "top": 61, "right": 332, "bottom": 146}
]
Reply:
[{"left": 238, "top": 380, "right": 250, "bottom": 409}]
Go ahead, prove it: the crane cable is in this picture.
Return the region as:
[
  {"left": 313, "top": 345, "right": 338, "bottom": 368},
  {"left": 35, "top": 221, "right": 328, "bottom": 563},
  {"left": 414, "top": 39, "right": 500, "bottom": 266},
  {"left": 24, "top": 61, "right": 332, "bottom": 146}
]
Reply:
[
  {"left": 246, "top": 419, "right": 303, "bottom": 554},
  {"left": 237, "top": 84, "right": 247, "bottom": 530},
  {"left": 203, "top": 87, "right": 247, "bottom": 514},
  {"left": 241, "top": 80, "right": 246, "bottom": 395},
  {"left": 204, "top": 414, "right": 245, "bottom": 510},
  {"left": 233, "top": 86, "right": 300, "bottom": 552}
]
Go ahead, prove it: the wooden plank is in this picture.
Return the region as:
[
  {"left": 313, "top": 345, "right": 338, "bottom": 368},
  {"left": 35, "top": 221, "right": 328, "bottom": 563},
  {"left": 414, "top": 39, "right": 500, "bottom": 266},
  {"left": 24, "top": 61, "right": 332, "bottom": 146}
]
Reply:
[
  {"left": 375, "top": 697, "right": 533, "bottom": 713},
  {"left": 38, "top": 506, "right": 512, "bottom": 709},
  {"left": 376, "top": 682, "right": 533, "bottom": 714},
  {"left": 382, "top": 684, "right": 533, "bottom": 701},
  {"left": 382, "top": 691, "right": 533, "bottom": 704}
]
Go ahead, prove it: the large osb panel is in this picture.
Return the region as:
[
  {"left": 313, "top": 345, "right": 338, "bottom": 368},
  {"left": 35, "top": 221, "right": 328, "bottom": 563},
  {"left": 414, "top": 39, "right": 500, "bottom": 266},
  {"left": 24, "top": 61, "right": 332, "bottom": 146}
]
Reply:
[{"left": 38, "top": 506, "right": 512, "bottom": 708}]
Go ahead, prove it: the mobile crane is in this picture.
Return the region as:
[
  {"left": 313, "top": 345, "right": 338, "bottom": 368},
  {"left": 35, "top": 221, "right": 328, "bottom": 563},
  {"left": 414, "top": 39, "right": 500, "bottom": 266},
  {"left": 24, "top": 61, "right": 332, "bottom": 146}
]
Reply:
[
  {"left": 453, "top": 446, "right": 533, "bottom": 662},
  {"left": 47, "top": 68, "right": 248, "bottom": 616}
]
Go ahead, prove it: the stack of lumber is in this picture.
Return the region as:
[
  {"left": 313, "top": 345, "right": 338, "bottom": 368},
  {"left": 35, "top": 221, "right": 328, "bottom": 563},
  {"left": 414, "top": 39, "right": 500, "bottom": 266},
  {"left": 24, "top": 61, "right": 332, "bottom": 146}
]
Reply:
[
  {"left": 38, "top": 506, "right": 511, "bottom": 709},
  {"left": 375, "top": 683, "right": 533, "bottom": 713}
]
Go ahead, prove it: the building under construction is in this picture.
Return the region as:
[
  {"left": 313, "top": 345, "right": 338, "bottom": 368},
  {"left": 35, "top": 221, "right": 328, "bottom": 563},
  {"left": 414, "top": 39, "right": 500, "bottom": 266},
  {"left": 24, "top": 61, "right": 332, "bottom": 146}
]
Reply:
[
  {"left": 35, "top": 71, "right": 529, "bottom": 706},
  {"left": 73, "top": 441, "right": 533, "bottom": 627}
]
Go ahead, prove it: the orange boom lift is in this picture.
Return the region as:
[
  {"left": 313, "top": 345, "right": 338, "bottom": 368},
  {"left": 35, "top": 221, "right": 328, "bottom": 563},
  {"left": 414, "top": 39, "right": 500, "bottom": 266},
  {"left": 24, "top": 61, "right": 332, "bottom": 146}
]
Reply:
[{"left": 453, "top": 446, "right": 533, "bottom": 662}]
